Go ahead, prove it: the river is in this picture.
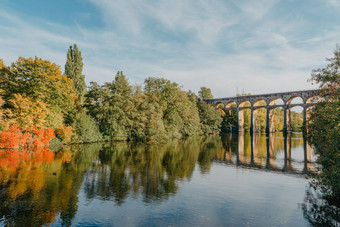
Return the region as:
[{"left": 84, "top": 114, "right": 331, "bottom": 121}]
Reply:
[{"left": 0, "top": 133, "right": 328, "bottom": 226}]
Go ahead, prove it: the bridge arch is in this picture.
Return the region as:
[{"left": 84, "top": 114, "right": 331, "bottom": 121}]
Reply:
[
  {"left": 225, "top": 100, "right": 237, "bottom": 108},
  {"left": 215, "top": 102, "right": 224, "bottom": 109},
  {"left": 269, "top": 97, "right": 284, "bottom": 106},
  {"left": 306, "top": 95, "right": 321, "bottom": 104},
  {"left": 253, "top": 98, "right": 267, "bottom": 107},
  {"left": 239, "top": 100, "right": 251, "bottom": 107},
  {"left": 287, "top": 96, "right": 304, "bottom": 105}
]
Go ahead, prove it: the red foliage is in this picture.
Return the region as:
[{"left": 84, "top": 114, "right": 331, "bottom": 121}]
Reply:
[{"left": 0, "top": 124, "right": 55, "bottom": 148}]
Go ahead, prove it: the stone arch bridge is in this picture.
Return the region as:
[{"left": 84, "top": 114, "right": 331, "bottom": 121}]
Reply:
[{"left": 205, "top": 89, "right": 320, "bottom": 134}]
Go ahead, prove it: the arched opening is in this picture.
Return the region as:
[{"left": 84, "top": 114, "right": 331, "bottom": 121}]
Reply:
[
  {"left": 287, "top": 96, "right": 304, "bottom": 105},
  {"left": 269, "top": 97, "right": 284, "bottom": 106},
  {"left": 221, "top": 101, "right": 237, "bottom": 132},
  {"left": 306, "top": 105, "right": 315, "bottom": 122},
  {"left": 270, "top": 107, "right": 284, "bottom": 132},
  {"left": 253, "top": 99, "right": 267, "bottom": 107},
  {"left": 239, "top": 100, "right": 251, "bottom": 108},
  {"left": 287, "top": 106, "right": 304, "bottom": 132},
  {"left": 253, "top": 107, "right": 267, "bottom": 132},
  {"left": 225, "top": 100, "right": 237, "bottom": 109},
  {"left": 306, "top": 95, "right": 322, "bottom": 104},
  {"left": 214, "top": 102, "right": 226, "bottom": 117},
  {"left": 214, "top": 102, "right": 224, "bottom": 109},
  {"left": 239, "top": 100, "right": 251, "bottom": 131}
]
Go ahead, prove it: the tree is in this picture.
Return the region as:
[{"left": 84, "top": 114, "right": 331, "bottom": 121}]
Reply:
[
  {"left": 308, "top": 46, "right": 340, "bottom": 201},
  {"left": 144, "top": 77, "right": 202, "bottom": 140},
  {"left": 72, "top": 111, "right": 102, "bottom": 143},
  {"left": 197, "top": 100, "right": 222, "bottom": 133},
  {"left": 0, "top": 59, "right": 4, "bottom": 69},
  {"left": 85, "top": 71, "right": 133, "bottom": 140},
  {"left": 4, "top": 94, "right": 49, "bottom": 128},
  {"left": 198, "top": 87, "right": 213, "bottom": 100},
  {"left": 221, "top": 108, "right": 237, "bottom": 132},
  {"left": 65, "top": 44, "right": 87, "bottom": 105},
  {"left": 0, "top": 57, "right": 76, "bottom": 128}
]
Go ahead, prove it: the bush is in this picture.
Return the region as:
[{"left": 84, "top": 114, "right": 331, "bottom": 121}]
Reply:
[
  {"left": 55, "top": 125, "right": 73, "bottom": 144},
  {"left": 72, "top": 112, "right": 102, "bottom": 143}
]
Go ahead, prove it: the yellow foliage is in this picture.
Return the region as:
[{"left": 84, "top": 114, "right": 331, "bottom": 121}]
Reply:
[
  {"left": 4, "top": 94, "right": 49, "bottom": 128},
  {"left": 1, "top": 57, "right": 76, "bottom": 116},
  {"left": 55, "top": 125, "right": 74, "bottom": 143}
]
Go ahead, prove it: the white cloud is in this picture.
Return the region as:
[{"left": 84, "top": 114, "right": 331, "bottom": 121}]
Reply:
[
  {"left": 326, "top": 0, "right": 340, "bottom": 6},
  {"left": 0, "top": 0, "right": 339, "bottom": 99},
  {"left": 233, "top": 0, "right": 280, "bottom": 20}
]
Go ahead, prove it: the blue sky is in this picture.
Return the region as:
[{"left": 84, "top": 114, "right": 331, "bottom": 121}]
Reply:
[{"left": 0, "top": 0, "right": 339, "bottom": 97}]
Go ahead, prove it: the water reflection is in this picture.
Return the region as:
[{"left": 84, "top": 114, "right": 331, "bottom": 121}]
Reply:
[
  {"left": 0, "top": 144, "right": 102, "bottom": 226},
  {"left": 0, "top": 133, "right": 320, "bottom": 226},
  {"left": 220, "top": 133, "right": 315, "bottom": 175},
  {"left": 301, "top": 186, "right": 340, "bottom": 226},
  {"left": 83, "top": 136, "right": 220, "bottom": 205}
]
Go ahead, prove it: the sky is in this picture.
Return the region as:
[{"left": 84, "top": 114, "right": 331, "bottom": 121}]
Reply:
[{"left": 0, "top": 0, "right": 339, "bottom": 98}]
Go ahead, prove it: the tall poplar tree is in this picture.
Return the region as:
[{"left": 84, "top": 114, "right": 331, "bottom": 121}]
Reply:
[{"left": 65, "top": 44, "right": 86, "bottom": 104}]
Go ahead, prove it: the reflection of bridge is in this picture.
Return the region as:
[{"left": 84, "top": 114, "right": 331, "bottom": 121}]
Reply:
[
  {"left": 219, "top": 133, "right": 314, "bottom": 175},
  {"left": 205, "top": 90, "right": 319, "bottom": 133}
]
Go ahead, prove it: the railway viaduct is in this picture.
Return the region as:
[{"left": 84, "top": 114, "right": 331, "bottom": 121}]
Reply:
[{"left": 205, "top": 89, "right": 320, "bottom": 134}]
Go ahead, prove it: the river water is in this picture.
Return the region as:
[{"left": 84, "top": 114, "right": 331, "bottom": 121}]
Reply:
[{"left": 0, "top": 133, "right": 324, "bottom": 226}]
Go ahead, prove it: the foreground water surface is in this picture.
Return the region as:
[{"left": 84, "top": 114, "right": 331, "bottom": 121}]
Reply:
[{"left": 0, "top": 133, "right": 328, "bottom": 226}]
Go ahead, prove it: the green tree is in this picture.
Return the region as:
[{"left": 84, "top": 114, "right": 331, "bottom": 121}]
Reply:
[
  {"left": 85, "top": 71, "right": 133, "bottom": 141},
  {"left": 221, "top": 109, "right": 237, "bottom": 132},
  {"left": 198, "top": 87, "right": 213, "bottom": 100},
  {"left": 65, "top": 44, "right": 86, "bottom": 105},
  {"left": 308, "top": 46, "right": 340, "bottom": 201},
  {"left": 197, "top": 100, "right": 222, "bottom": 133},
  {"left": 144, "top": 77, "right": 202, "bottom": 140},
  {"left": 72, "top": 111, "right": 102, "bottom": 143}
]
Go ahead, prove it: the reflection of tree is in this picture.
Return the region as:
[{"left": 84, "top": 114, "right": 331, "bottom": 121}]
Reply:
[
  {"left": 82, "top": 136, "right": 219, "bottom": 205},
  {"left": 0, "top": 136, "right": 222, "bottom": 225},
  {"left": 198, "top": 136, "right": 221, "bottom": 174},
  {"left": 0, "top": 143, "right": 102, "bottom": 226},
  {"left": 301, "top": 186, "right": 340, "bottom": 226}
]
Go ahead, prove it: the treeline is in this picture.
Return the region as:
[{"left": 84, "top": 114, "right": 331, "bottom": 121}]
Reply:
[{"left": 0, "top": 44, "right": 222, "bottom": 147}]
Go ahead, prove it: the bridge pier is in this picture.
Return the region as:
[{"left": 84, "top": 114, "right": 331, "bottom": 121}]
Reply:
[
  {"left": 265, "top": 107, "right": 270, "bottom": 134},
  {"left": 236, "top": 107, "right": 239, "bottom": 132},
  {"left": 283, "top": 106, "right": 288, "bottom": 135},
  {"left": 250, "top": 107, "right": 254, "bottom": 133},
  {"left": 302, "top": 105, "right": 307, "bottom": 136},
  {"left": 237, "top": 108, "right": 245, "bottom": 132}
]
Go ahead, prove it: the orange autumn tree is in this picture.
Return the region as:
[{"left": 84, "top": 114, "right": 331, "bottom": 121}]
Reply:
[
  {"left": 0, "top": 57, "right": 76, "bottom": 128},
  {"left": 0, "top": 57, "right": 78, "bottom": 146},
  {"left": 0, "top": 90, "right": 55, "bottom": 148}
]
